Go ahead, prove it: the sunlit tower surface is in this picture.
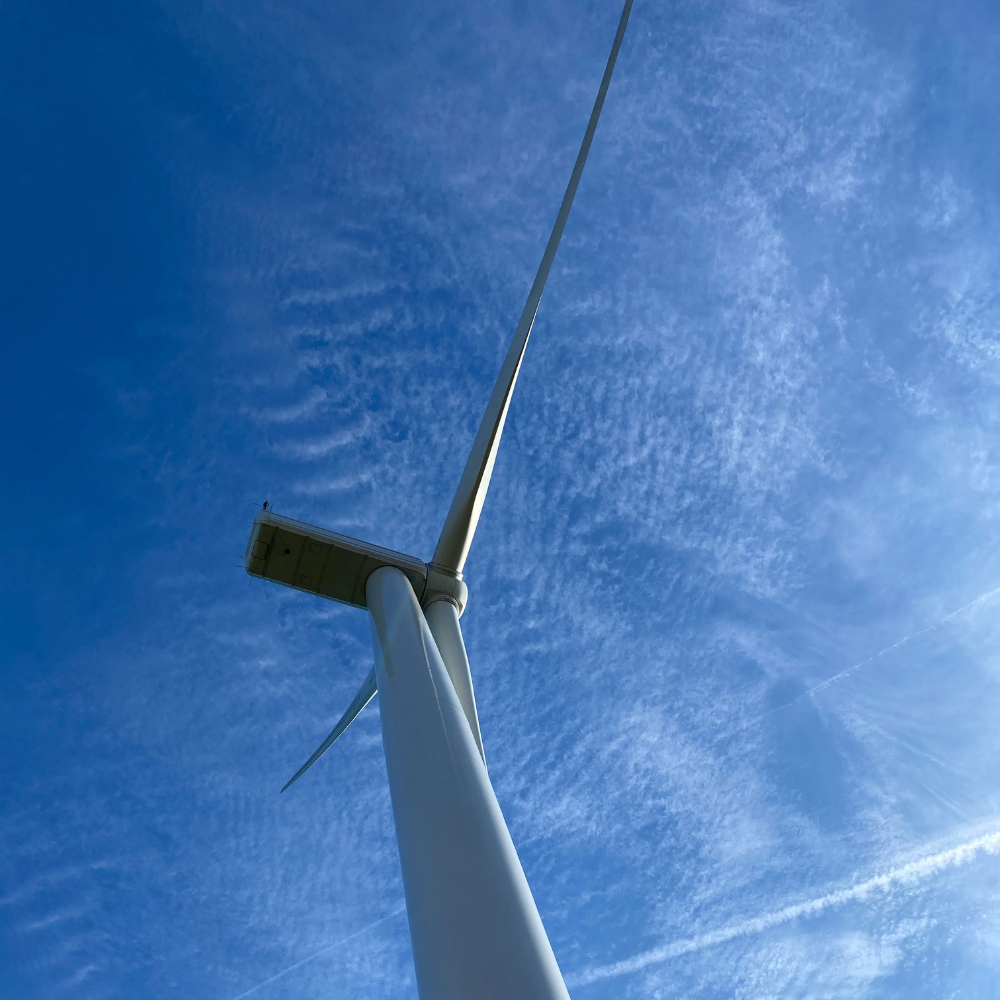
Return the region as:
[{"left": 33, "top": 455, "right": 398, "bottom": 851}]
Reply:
[{"left": 244, "top": 4, "right": 633, "bottom": 997}]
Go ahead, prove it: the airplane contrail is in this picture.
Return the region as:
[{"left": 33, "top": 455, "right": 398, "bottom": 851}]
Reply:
[
  {"left": 806, "top": 585, "right": 1000, "bottom": 697},
  {"left": 704, "top": 584, "right": 1000, "bottom": 752},
  {"left": 568, "top": 825, "right": 1000, "bottom": 987},
  {"left": 228, "top": 905, "right": 406, "bottom": 1000},
  {"left": 518, "top": 585, "right": 1000, "bottom": 850}
]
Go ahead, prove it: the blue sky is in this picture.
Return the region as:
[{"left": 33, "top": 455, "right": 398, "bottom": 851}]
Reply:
[{"left": 3, "top": 0, "right": 1000, "bottom": 996}]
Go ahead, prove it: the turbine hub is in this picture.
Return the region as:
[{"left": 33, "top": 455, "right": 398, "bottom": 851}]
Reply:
[{"left": 422, "top": 563, "right": 469, "bottom": 617}]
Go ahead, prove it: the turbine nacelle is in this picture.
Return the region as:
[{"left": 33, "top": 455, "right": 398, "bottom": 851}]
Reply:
[
  {"left": 245, "top": 509, "right": 467, "bottom": 615},
  {"left": 247, "top": 507, "right": 483, "bottom": 783}
]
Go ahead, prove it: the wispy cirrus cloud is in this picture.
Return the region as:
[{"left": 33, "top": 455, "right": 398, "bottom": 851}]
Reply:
[{"left": 9, "top": 1, "right": 1000, "bottom": 998}]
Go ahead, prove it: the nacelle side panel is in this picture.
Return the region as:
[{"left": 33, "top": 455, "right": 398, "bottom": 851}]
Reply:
[{"left": 244, "top": 510, "right": 426, "bottom": 609}]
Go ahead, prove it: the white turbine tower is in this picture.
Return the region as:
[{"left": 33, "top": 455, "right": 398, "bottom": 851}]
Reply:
[{"left": 245, "top": 4, "right": 633, "bottom": 996}]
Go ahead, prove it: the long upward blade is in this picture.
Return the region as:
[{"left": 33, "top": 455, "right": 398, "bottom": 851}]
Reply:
[
  {"left": 432, "top": 0, "right": 634, "bottom": 574},
  {"left": 281, "top": 666, "right": 377, "bottom": 792}
]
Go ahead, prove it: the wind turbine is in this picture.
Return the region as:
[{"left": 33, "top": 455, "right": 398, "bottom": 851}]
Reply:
[{"left": 245, "top": 3, "right": 633, "bottom": 997}]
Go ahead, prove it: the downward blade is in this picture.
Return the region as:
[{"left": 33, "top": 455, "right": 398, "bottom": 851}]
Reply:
[
  {"left": 281, "top": 666, "right": 377, "bottom": 792},
  {"left": 432, "top": 0, "right": 634, "bottom": 575},
  {"left": 424, "top": 599, "right": 485, "bottom": 767}
]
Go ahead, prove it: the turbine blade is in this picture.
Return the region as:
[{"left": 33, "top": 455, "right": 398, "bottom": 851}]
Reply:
[
  {"left": 424, "top": 600, "right": 486, "bottom": 767},
  {"left": 432, "top": 0, "right": 634, "bottom": 574},
  {"left": 281, "top": 666, "right": 377, "bottom": 792}
]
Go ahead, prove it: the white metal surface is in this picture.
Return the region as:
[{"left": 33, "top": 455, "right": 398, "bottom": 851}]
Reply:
[
  {"left": 431, "top": 0, "right": 635, "bottom": 576},
  {"left": 281, "top": 666, "right": 378, "bottom": 792},
  {"left": 423, "top": 598, "right": 486, "bottom": 767},
  {"left": 245, "top": 509, "right": 426, "bottom": 608},
  {"left": 367, "top": 567, "right": 569, "bottom": 1000}
]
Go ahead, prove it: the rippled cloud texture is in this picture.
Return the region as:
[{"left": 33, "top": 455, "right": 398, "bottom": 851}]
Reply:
[{"left": 3, "top": 0, "right": 1000, "bottom": 997}]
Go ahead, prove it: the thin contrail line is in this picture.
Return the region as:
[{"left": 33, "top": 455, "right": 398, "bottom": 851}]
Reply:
[
  {"left": 808, "top": 585, "right": 1000, "bottom": 696},
  {"left": 228, "top": 905, "right": 406, "bottom": 1000},
  {"left": 517, "top": 585, "right": 1000, "bottom": 850},
  {"left": 568, "top": 825, "right": 1000, "bottom": 987},
  {"left": 707, "top": 585, "right": 1000, "bottom": 751}
]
